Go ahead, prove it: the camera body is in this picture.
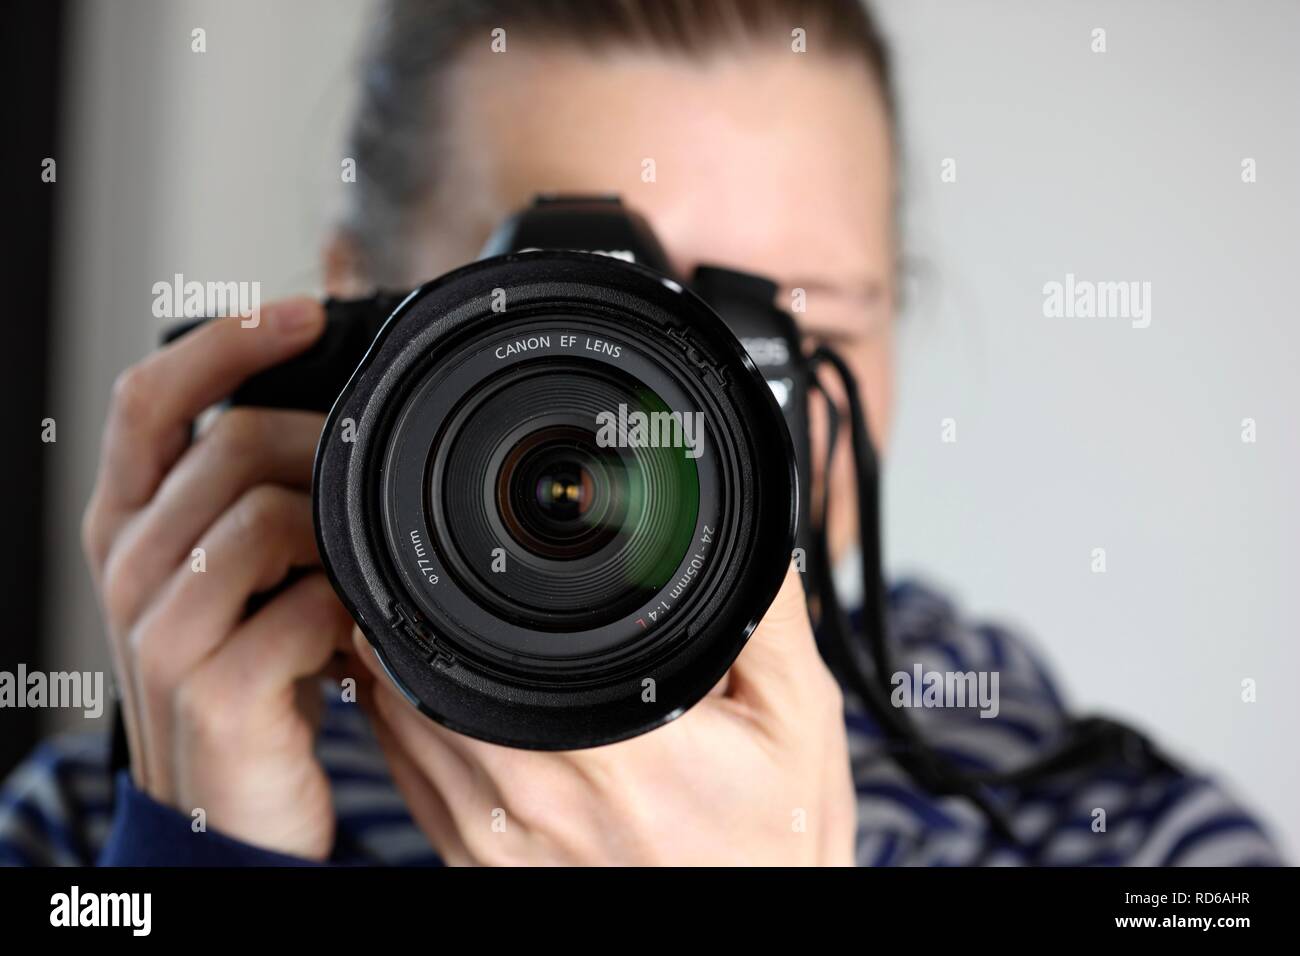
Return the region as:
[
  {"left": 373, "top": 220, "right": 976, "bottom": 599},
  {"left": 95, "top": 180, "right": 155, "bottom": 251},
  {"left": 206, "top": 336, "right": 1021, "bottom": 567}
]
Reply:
[{"left": 172, "top": 196, "right": 821, "bottom": 749}]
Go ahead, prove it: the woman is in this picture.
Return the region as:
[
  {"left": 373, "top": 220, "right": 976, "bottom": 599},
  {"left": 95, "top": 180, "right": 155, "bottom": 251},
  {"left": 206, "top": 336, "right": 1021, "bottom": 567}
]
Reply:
[{"left": 1, "top": 0, "right": 1280, "bottom": 866}]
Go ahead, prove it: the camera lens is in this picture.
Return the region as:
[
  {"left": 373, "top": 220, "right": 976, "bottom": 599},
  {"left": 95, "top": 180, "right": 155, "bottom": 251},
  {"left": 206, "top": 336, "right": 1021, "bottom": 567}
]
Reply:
[
  {"left": 496, "top": 425, "right": 623, "bottom": 559},
  {"left": 315, "top": 253, "right": 796, "bottom": 749},
  {"left": 429, "top": 362, "right": 701, "bottom": 633}
]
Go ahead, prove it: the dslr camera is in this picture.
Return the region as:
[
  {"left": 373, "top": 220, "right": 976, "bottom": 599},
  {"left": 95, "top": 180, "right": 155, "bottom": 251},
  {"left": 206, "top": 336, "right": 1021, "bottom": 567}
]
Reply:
[
  {"left": 173, "top": 195, "right": 839, "bottom": 750},
  {"left": 166, "top": 195, "right": 1170, "bottom": 839}
]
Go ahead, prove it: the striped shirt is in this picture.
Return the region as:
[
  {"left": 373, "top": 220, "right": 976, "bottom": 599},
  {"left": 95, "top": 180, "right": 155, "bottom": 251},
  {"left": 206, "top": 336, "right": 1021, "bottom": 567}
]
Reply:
[{"left": 0, "top": 579, "right": 1281, "bottom": 866}]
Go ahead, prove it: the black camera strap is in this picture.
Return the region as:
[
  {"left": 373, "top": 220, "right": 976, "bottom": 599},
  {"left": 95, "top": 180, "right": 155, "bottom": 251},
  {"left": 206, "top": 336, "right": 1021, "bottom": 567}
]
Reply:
[
  {"left": 807, "top": 349, "right": 1018, "bottom": 842},
  {"left": 808, "top": 346, "right": 1180, "bottom": 847}
]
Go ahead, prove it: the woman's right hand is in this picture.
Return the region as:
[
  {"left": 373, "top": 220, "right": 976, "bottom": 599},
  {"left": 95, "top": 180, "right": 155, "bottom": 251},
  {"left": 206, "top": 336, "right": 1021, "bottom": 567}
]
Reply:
[{"left": 81, "top": 297, "right": 355, "bottom": 860}]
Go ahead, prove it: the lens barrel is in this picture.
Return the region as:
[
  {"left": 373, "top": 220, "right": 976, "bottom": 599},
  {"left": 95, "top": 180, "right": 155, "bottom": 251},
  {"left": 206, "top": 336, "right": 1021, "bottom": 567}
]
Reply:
[{"left": 314, "top": 252, "right": 796, "bottom": 749}]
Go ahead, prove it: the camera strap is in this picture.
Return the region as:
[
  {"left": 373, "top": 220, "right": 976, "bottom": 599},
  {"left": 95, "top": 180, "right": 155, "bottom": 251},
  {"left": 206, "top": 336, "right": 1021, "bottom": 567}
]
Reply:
[{"left": 808, "top": 346, "right": 1179, "bottom": 847}]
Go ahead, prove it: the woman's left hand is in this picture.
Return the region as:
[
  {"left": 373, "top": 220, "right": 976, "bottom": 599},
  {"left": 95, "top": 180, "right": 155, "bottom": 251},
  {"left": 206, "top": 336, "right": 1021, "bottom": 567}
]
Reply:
[{"left": 355, "top": 565, "right": 857, "bottom": 866}]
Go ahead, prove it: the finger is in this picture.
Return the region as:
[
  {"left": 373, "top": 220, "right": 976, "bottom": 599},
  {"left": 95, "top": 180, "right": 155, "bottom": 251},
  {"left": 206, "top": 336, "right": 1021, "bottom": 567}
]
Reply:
[
  {"left": 722, "top": 563, "right": 822, "bottom": 717},
  {"left": 348, "top": 639, "right": 480, "bottom": 863},
  {"left": 208, "top": 573, "right": 353, "bottom": 697},
  {"left": 326, "top": 639, "right": 375, "bottom": 698},
  {"left": 125, "top": 486, "right": 320, "bottom": 789},
  {"left": 353, "top": 633, "right": 549, "bottom": 788},
  {"left": 369, "top": 709, "right": 475, "bottom": 865},
  {"left": 352, "top": 635, "right": 480, "bottom": 802},
  {"left": 102, "top": 408, "right": 324, "bottom": 628},
  {"left": 371, "top": 681, "right": 503, "bottom": 848},
  {"left": 85, "top": 297, "right": 324, "bottom": 564},
  {"left": 129, "top": 485, "right": 321, "bottom": 783}
]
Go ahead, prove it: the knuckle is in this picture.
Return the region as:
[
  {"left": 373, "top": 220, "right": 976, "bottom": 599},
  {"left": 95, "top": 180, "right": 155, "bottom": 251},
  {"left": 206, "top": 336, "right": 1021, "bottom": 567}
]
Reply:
[
  {"left": 207, "top": 407, "right": 267, "bottom": 461},
  {"left": 499, "top": 788, "right": 542, "bottom": 831},
  {"left": 101, "top": 544, "right": 145, "bottom": 628},
  {"left": 502, "top": 761, "right": 581, "bottom": 829},
  {"left": 568, "top": 751, "right": 622, "bottom": 800},
  {"left": 230, "top": 485, "right": 290, "bottom": 542},
  {"left": 175, "top": 667, "right": 241, "bottom": 741},
  {"left": 110, "top": 364, "right": 156, "bottom": 428}
]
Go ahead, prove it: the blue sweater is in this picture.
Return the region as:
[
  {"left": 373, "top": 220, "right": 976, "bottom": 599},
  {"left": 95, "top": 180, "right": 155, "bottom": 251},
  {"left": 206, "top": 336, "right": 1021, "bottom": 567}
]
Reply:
[{"left": 0, "top": 581, "right": 1282, "bottom": 866}]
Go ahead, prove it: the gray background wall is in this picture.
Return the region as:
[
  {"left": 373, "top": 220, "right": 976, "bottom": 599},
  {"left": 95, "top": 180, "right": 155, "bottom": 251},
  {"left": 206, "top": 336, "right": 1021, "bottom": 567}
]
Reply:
[{"left": 43, "top": 0, "right": 1299, "bottom": 854}]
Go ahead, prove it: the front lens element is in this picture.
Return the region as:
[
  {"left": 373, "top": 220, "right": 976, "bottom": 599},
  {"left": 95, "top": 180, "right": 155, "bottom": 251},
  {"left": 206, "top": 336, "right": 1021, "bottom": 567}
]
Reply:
[
  {"left": 429, "top": 360, "right": 703, "bottom": 632},
  {"left": 496, "top": 425, "right": 626, "bottom": 560}
]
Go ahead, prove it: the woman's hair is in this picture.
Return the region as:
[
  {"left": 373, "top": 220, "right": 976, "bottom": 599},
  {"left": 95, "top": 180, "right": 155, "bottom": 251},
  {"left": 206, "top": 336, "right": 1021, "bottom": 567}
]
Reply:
[{"left": 343, "top": 0, "right": 896, "bottom": 285}]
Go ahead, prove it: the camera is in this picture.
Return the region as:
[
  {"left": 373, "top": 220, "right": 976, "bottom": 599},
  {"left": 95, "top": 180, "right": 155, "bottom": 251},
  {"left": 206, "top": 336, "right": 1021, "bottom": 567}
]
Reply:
[
  {"left": 162, "top": 196, "right": 1172, "bottom": 836},
  {"left": 171, "top": 196, "right": 820, "bottom": 749}
]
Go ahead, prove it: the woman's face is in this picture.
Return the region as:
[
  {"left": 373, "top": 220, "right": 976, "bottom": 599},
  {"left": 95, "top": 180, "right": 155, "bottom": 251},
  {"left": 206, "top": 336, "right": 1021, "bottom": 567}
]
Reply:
[{"left": 331, "top": 45, "right": 896, "bottom": 562}]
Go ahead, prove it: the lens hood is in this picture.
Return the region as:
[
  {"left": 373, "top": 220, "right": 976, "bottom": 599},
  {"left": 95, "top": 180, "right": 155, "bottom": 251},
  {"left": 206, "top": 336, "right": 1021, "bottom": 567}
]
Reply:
[{"left": 314, "top": 251, "right": 797, "bottom": 749}]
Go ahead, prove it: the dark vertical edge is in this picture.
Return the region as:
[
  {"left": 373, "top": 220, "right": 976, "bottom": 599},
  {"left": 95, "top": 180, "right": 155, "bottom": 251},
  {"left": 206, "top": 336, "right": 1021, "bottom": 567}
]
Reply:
[{"left": 0, "top": 0, "right": 66, "bottom": 776}]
